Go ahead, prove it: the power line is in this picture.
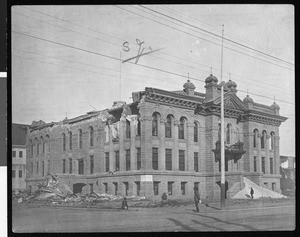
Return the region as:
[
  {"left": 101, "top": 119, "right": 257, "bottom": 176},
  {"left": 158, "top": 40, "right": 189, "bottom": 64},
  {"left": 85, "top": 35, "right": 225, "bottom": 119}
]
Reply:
[
  {"left": 12, "top": 30, "right": 294, "bottom": 106},
  {"left": 139, "top": 5, "right": 294, "bottom": 66},
  {"left": 116, "top": 5, "right": 294, "bottom": 72},
  {"left": 158, "top": 5, "right": 294, "bottom": 62},
  {"left": 12, "top": 48, "right": 189, "bottom": 88},
  {"left": 13, "top": 54, "right": 181, "bottom": 91},
  {"left": 15, "top": 6, "right": 294, "bottom": 93},
  {"left": 12, "top": 9, "right": 213, "bottom": 76}
]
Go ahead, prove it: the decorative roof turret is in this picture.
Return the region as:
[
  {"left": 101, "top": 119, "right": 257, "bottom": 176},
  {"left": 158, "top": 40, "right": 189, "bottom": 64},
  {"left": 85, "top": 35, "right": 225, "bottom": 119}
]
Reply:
[
  {"left": 243, "top": 95, "right": 254, "bottom": 104},
  {"left": 183, "top": 78, "right": 196, "bottom": 96},
  {"left": 205, "top": 74, "right": 218, "bottom": 84},
  {"left": 183, "top": 79, "right": 196, "bottom": 90},
  {"left": 271, "top": 102, "right": 280, "bottom": 110},
  {"left": 271, "top": 101, "right": 280, "bottom": 115}
]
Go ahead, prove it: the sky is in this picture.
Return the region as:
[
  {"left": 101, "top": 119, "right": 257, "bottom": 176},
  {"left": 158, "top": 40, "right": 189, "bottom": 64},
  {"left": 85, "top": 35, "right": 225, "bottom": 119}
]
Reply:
[{"left": 11, "top": 5, "right": 294, "bottom": 156}]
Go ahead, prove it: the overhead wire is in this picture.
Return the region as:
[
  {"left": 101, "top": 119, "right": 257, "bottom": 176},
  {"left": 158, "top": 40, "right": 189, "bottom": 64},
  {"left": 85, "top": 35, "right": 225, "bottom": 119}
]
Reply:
[
  {"left": 12, "top": 30, "right": 294, "bottom": 106},
  {"left": 139, "top": 5, "right": 294, "bottom": 66},
  {"left": 14, "top": 6, "right": 294, "bottom": 93},
  {"left": 115, "top": 5, "right": 294, "bottom": 72},
  {"left": 157, "top": 5, "right": 294, "bottom": 62}
]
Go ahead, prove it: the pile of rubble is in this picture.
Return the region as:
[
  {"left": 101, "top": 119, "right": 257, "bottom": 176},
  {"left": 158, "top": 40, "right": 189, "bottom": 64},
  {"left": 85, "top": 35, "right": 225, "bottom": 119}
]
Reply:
[{"left": 15, "top": 173, "right": 146, "bottom": 207}]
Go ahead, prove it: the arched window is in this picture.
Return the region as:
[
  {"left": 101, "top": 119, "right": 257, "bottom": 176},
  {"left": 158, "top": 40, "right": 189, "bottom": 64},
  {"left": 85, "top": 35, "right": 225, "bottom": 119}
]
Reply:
[
  {"left": 126, "top": 120, "right": 131, "bottom": 138},
  {"left": 78, "top": 129, "right": 82, "bottom": 148},
  {"left": 152, "top": 113, "right": 159, "bottom": 136},
  {"left": 69, "top": 131, "right": 72, "bottom": 150},
  {"left": 226, "top": 124, "right": 231, "bottom": 144},
  {"left": 194, "top": 121, "right": 198, "bottom": 142},
  {"left": 137, "top": 120, "right": 141, "bottom": 136},
  {"left": 35, "top": 138, "right": 39, "bottom": 155},
  {"left": 46, "top": 135, "right": 50, "bottom": 152},
  {"left": 178, "top": 117, "right": 186, "bottom": 139},
  {"left": 253, "top": 129, "right": 258, "bottom": 148},
  {"left": 165, "top": 115, "right": 172, "bottom": 138},
  {"left": 40, "top": 136, "right": 44, "bottom": 154},
  {"left": 261, "top": 130, "right": 267, "bottom": 149},
  {"left": 62, "top": 133, "right": 66, "bottom": 151},
  {"left": 89, "top": 126, "right": 94, "bottom": 146},
  {"left": 270, "top": 132, "right": 275, "bottom": 150}
]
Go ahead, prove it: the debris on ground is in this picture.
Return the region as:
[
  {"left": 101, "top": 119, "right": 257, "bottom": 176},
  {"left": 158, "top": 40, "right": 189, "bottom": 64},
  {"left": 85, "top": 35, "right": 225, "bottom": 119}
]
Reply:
[{"left": 15, "top": 173, "right": 148, "bottom": 207}]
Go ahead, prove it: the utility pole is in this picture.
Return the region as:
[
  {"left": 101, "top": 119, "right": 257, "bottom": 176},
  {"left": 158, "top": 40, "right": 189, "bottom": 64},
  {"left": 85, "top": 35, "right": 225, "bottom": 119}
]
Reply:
[
  {"left": 220, "top": 24, "right": 225, "bottom": 209},
  {"left": 119, "top": 51, "right": 122, "bottom": 101}
]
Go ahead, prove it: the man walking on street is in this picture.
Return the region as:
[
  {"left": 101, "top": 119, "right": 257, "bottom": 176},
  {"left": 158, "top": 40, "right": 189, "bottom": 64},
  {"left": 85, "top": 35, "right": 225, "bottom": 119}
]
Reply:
[
  {"left": 250, "top": 187, "right": 254, "bottom": 199},
  {"left": 194, "top": 187, "right": 201, "bottom": 212}
]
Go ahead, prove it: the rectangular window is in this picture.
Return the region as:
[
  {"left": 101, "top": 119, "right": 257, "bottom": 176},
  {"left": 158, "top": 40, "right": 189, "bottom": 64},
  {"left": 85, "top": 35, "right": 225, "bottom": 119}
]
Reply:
[
  {"left": 42, "top": 161, "right": 45, "bottom": 177},
  {"left": 12, "top": 170, "right": 16, "bottom": 178},
  {"left": 179, "top": 150, "right": 185, "bottom": 171},
  {"left": 19, "top": 151, "right": 23, "bottom": 158},
  {"left": 124, "top": 182, "right": 129, "bottom": 196},
  {"left": 42, "top": 142, "right": 45, "bottom": 154},
  {"left": 30, "top": 163, "right": 33, "bottom": 174},
  {"left": 168, "top": 182, "right": 173, "bottom": 195},
  {"left": 113, "top": 182, "right": 118, "bottom": 195},
  {"left": 19, "top": 170, "right": 22, "bottom": 178},
  {"left": 153, "top": 181, "right": 159, "bottom": 195},
  {"left": 63, "top": 159, "right": 66, "bottom": 174},
  {"left": 181, "top": 182, "right": 187, "bottom": 195},
  {"left": 126, "top": 149, "right": 130, "bottom": 171},
  {"left": 135, "top": 181, "right": 140, "bottom": 196},
  {"left": 270, "top": 158, "right": 273, "bottom": 174},
  {"left": 168, "top": 182, "right": 174, "bottom": 195},
  {"left": 36, "top": 162, "right": 39, "bottom": 175},
  {"left": 104, "top": 183, "right": 108, "bottom": 194},
  {"left": 37, "top": 143, "right": 39, "bottom": 154},
  {"left": 194, "top": 152, "right": 199, "bottom": 172},
  {"left": 254, "top": 156, "right": 257, "bottom": 172},
  {"left": 137, "top": 148, "right": 141, "bottom": 170},
  {"left": 262, "top": 157, "right": 266, "bottom": 174},
  {"left": 105, "top": 152, "right": 110, "bottom": 172},
  {"left": 264, "top": 182, "right": 268, "bottom": 188},
  {"left": 114, "top": 151, "right": 119, "bottom": 171},
  {"left": 152, "top": 148, "right": 158, "bottom": 170},
  {"left": 12, "top": 150, "right": 16, "bottom": 157},
  {"left": 165, "top": 149, "right": 172, "bottom": 170},
  {"left": 90, "top": 155, "right": 94, "bottom": 174},
  {"left": 69, "top": 158, "right": 72, "bottom": 174},
  {"left": 78, "top": 159, "right": 84, "bottom": 175},
  {"left": 272, "top": 183, "right": 276, "bottom": 191}
]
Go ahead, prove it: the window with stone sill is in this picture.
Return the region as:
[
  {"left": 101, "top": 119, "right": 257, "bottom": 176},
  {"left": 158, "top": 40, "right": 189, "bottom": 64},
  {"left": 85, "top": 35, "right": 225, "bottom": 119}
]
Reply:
[
  {"left": 165, "top": 149, "right": 172, "bottom": 171},
  {"left": 152, "top": 113, "right": 159, "bottom": 136},
  {"left": 152, "top": 148, "right": 158, "bottom": 170},
  {"left": 105, "top": 152, "right": 109, "bottom": 172},
  {"left": 153, "top": 181, "right": 159, "bottom": 195},
  {"left": 78, "top": 159, "right": 84, "bottom": 175},
  {"left": 168, "top": 182, "right": 173, "bottom": 195}
]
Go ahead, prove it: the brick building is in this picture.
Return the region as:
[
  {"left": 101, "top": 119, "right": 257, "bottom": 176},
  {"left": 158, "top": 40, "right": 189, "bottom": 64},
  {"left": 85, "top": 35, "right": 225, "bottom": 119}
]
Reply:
[
  {"left": 12, "top": 123, "right": 29, "bottom": 193},
  {"left": 25, "top": 74, "right": 287, "bottom": 200}
]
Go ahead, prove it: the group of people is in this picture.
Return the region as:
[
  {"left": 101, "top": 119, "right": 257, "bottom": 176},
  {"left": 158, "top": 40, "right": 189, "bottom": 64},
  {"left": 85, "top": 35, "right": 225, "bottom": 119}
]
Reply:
[{"left": 121, "top": 186, "right": 255, "bottom": 212}]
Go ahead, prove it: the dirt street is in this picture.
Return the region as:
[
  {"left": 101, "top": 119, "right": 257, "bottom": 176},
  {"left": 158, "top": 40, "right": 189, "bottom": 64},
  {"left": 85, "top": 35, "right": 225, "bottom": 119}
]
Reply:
[{"left": 12, "top": 199, "right": 295, "bottom": 232}]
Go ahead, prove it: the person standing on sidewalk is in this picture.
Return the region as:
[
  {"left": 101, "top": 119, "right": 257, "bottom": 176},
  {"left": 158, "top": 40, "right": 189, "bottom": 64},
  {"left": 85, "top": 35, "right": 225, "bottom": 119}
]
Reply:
[
  {"left": 250, "top": 187, "right": 254, "bottom": 199},
  {"left": 194, "top": 187, "right": 201, "bottom": 212}
]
